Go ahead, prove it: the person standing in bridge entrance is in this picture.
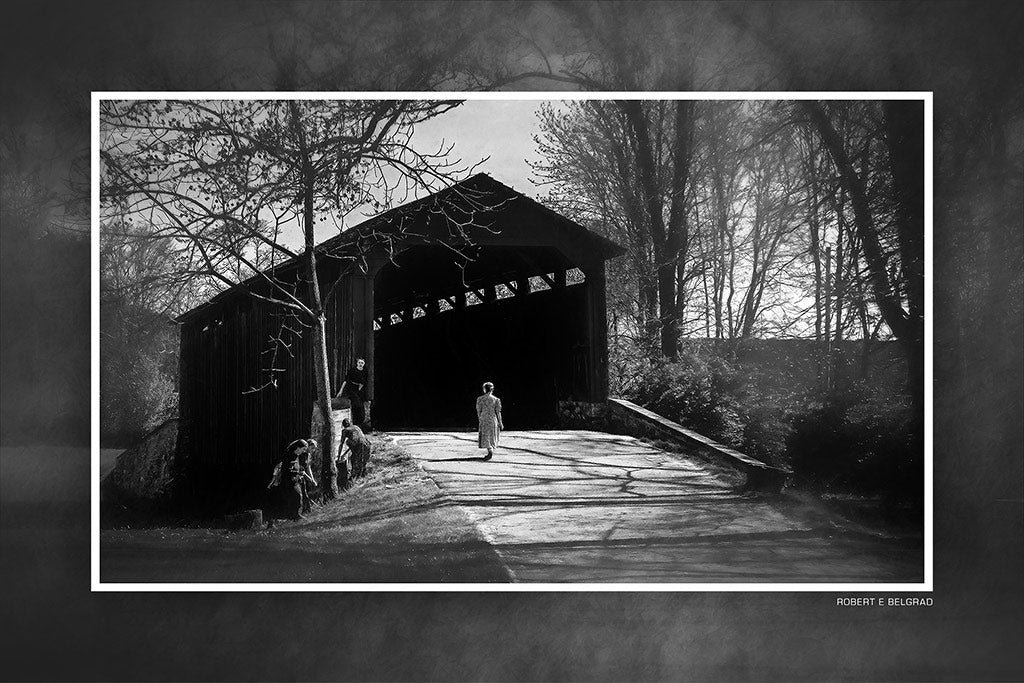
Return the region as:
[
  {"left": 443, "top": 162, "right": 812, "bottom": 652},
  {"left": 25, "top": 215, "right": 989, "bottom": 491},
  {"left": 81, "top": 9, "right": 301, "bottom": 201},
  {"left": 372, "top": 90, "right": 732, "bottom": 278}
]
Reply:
[
  {"left": 337, "top": 358, "right": 368, "bottom": 428},
  {"left": 476, "top": 381, "right": 503, "bottom": 461}
]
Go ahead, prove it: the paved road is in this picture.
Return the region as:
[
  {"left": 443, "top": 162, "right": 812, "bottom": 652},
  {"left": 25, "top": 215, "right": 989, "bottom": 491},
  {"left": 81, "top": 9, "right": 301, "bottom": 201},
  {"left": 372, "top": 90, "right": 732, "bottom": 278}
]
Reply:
[{"left": 396, "top": 430, "right": 924, "bottom": 583}]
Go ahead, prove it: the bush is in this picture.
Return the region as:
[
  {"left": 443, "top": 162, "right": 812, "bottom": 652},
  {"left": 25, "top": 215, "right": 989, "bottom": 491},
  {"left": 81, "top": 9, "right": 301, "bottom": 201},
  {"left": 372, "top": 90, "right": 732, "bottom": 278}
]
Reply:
[
  {"left": 101, "top": 347, "right": 177, "bottom": 445},
  {"left": 788, "top": 382, "right": 921, "bottom": 497},
  {"left": 629, "top": 348, "right": 792, "bottom": 466},
  {"left": 625, "top": 346, "right": 920, "bottom": 497},
  {"left": 100, "top": 302, "right": 178, "bottom": 447}
]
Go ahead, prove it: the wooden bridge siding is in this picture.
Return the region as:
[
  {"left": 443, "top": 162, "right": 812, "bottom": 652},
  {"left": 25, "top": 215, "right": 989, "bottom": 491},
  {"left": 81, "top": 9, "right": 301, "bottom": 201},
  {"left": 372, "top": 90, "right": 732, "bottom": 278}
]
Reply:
[
  {"left": 327, "top": 274, "right": 353, "bottom": 396},
  {"left": 583, "top": 259, "right": 609, "bottom": 403},
  {"left": 179, "top": 292, "right": 322, "bottom": 509},
  {"left": 327, "top": 266, "right": 381, "bottom": 401}
]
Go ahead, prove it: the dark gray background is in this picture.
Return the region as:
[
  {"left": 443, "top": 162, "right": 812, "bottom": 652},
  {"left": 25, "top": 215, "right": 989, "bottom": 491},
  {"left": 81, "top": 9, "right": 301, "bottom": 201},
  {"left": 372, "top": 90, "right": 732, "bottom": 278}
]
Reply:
[{"left": 1, "top": 1, "right": 1021, "bottom": 680}]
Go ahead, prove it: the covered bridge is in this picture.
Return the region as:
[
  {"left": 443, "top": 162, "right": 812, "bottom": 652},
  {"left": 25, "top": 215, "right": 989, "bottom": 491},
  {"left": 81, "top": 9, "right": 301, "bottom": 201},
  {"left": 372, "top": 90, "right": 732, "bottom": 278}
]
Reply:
[{"left": 175, "top": 174, "right": 623, "bottom": 505}]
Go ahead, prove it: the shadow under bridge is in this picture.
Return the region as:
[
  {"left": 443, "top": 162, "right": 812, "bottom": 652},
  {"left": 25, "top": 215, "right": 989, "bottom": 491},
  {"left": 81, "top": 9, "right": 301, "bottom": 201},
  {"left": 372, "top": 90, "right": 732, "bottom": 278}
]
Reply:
[{"left": 372, "top": 244, "right": 599, "bottom": 430}]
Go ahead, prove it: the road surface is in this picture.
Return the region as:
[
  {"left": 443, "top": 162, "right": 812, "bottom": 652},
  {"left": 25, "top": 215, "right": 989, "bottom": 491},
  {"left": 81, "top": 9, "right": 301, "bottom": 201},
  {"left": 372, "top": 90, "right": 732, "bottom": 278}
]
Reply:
[{"left": 397, "top": 430, "right": 923, "bottom": 583}]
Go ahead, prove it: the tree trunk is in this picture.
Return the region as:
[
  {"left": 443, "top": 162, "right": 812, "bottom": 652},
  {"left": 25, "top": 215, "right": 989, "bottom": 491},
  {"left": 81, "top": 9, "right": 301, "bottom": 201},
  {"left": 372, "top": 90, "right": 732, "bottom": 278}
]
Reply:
[
  {"left": 311, "top": 312, "right": 339, "bottom": 499},
  {"left": 882, "top": 100, "right": 926, "bottom": 407},
  {"left": 291, "top": 100, "right": 339, "bottom": 501},
  {"left": 712, "top": 172, "right": 729, "bottom": 340},
  {"left": 621, "top": 99, "right": 693, "bottom": 360},
  {"left": 806, "top": 144, "right": 825, "bottom": 386},
  {"left": 304, "top": 226, "right": 338, "bottom": 500},
  {"left": 656, "top": 258, "right": 677, "bottom": 357},
  {"left": 739, "top": 188, "right": 763, "bottom": 339},
  {"left": 801, "top": 101, "right": 911, "bottom": 343},
  {"left": 833, "top": 190, "right": 846, "bottom": 344},
  {"left": 639, "top": 273, "right": 659, "bottom": 350},
  {"left": 824, "top": 245, "right": 833, "bottom": 389},
  {"left": 665, "top": 99, "right": 694, "bottom": 355}
]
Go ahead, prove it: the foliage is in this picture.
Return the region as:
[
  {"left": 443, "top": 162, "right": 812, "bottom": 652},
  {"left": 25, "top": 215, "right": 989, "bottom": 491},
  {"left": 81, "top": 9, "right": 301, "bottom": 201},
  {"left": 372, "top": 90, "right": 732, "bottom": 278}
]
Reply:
[
  {"left": 788, "top": 382, "right": 920, "bottom": 498},
  {"left": 99, "top": 99, "right": 464, "bottom": 311},
  {"left": 98, "top": 220, "right": 203, "bottom": 447},
  {"left": 100, "top": 301, "right": 178, "bottom": 447},
  {"left": 630, "top": 347, "right": 793, "bottom": 466},
  {"left": 535, "top": 90, "right": 928, "bottom": 494},
  {"left": 629, "top": 344, "right": 920, "bottom": 490},
  {"left": 100, "top": 345, "right": 177, "bottom": 447}
]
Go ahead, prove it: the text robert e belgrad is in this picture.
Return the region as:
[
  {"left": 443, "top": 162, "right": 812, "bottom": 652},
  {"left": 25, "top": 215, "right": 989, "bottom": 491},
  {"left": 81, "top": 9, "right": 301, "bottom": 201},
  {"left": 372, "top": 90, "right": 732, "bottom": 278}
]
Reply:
[{"left": 837, "top": 597, "right": 933, "bottom": 607}]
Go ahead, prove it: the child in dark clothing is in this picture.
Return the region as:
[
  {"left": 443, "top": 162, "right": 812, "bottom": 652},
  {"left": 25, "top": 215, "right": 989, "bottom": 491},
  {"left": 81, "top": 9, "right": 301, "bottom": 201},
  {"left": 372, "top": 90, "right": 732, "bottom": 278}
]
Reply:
[{"left": 339, "top": 419, "right": 372, "bottom": 479}]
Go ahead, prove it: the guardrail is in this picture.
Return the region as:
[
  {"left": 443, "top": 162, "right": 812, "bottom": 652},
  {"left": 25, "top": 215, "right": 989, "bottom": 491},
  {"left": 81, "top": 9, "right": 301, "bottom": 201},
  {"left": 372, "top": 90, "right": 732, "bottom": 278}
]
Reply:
[{"left": 605, "top": 398, "right": 791, "bottom": 493}]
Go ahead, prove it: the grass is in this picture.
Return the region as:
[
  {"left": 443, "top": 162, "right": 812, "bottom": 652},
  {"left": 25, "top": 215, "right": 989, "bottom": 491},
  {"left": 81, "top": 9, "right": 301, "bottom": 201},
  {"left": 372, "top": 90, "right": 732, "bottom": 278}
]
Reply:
[
  {"left": 98, "top": 433, "right": 513, "bottom": 582},
  {"left": 298, "top": 433, "right": 437, "bottom": 530}
]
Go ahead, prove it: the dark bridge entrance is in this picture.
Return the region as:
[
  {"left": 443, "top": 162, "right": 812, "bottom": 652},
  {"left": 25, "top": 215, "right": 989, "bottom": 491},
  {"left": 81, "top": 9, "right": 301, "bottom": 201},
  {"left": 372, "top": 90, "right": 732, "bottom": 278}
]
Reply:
[{"left": 372, "top": 245, "right": 593, "bottom": 430}]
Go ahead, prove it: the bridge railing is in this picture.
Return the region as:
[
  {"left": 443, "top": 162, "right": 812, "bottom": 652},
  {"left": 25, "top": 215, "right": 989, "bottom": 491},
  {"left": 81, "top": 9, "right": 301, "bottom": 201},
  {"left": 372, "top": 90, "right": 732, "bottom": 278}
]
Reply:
[{"left": 558, "top": 398, "right": 791, "bottom": 493}]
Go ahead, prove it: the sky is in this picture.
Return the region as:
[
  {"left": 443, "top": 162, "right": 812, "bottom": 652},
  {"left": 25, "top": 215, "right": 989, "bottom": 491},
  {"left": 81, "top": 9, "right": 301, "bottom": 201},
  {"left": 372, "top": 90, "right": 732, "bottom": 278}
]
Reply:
[
  {"left": 101, "top": 97, "right": 565, "bottom": 261},
  {"left": 411, "top": 99, "right": 554, "bottom": 198},
  {"left": 309, "top": 99, "right": 560, "bottom": 246}
]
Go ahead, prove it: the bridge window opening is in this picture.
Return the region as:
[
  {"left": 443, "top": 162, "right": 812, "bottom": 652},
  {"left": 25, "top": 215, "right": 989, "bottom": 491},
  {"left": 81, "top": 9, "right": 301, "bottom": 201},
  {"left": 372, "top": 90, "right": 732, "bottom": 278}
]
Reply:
[
  {"left": 566, "top": 267, "right": 586, "bottom": 285},
  {"left": 371, "top": 240, "right": 615, "bottom": 432},
  {"left": 529, "top": 275, "right": 551, "bottom": 292}
]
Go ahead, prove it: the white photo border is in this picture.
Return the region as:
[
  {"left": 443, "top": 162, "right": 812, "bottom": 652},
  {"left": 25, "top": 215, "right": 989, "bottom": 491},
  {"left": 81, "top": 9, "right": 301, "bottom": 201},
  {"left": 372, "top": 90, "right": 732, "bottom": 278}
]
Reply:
[{"left": 91, "top": 90, "right": 934, "bottom": 592}]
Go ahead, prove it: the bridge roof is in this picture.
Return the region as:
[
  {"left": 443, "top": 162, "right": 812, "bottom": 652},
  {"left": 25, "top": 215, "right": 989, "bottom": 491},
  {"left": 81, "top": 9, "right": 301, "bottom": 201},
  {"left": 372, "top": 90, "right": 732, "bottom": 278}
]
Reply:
[{"left": 178, "top": 173, "right": 623, "bottom": 323}]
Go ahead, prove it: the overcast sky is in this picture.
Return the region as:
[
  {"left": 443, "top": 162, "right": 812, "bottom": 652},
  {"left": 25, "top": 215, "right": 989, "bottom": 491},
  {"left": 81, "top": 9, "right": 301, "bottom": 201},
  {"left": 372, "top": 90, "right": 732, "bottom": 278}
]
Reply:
[
  {"left": 412, "top": 99, "right": 554, "bottom": 197},
  {"left": 306, "top": 98, "right": 561, "bottom": 246}
]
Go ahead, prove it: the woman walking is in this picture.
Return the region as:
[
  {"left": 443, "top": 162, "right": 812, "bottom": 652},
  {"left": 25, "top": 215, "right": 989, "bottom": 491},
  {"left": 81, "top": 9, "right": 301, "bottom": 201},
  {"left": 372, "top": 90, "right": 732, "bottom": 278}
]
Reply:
[{"left": 476, "top": 381, "right": 503, "bottom": 461}]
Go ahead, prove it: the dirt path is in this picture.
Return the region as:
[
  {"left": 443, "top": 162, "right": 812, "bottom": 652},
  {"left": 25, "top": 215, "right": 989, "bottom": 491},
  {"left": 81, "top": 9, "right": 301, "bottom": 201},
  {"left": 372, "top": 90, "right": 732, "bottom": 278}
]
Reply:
[{"left": 398, "top": 430, "right": 924, "bottom": 583}]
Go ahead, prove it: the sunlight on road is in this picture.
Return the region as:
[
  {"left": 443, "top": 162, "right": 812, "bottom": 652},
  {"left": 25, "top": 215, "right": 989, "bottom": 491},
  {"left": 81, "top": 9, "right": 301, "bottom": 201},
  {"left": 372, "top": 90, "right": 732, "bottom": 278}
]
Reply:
[{"left": 397, "top": 431, "right": 924, "bottom": 583}]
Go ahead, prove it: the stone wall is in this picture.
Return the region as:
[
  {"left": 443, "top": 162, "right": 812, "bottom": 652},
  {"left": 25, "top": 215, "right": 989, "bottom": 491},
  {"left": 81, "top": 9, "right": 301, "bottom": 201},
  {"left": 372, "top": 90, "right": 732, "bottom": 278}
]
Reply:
[
  {"left": 557, "top": 397, "right": 789, "bottom": 491},
  {"left": 556, "top": 400, "right": 608, "bottom": 430},
  {"left": 605, "top": 399, "right": 789, "bottom": 492}
]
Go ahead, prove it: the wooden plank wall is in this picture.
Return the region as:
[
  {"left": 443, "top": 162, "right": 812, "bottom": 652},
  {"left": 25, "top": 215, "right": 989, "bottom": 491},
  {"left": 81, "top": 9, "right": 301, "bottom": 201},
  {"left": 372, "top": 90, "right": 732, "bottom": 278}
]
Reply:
[{"left": 179, "top": 285, "right": 323, "bottom": 511}]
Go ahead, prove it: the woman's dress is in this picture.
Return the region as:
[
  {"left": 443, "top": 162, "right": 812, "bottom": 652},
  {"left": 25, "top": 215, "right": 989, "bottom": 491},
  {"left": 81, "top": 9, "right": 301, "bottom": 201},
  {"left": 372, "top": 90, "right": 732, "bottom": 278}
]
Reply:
[{"left": 476, "top": 393, "right": 502, "bottom": 449}]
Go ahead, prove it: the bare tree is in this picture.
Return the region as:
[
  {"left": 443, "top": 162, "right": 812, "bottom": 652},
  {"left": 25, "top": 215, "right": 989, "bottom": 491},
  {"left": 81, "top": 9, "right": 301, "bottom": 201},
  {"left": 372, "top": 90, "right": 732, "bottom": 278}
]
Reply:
[
  {"left": 100, "top": 98, "right": 475, "bottom": 500},
  {"left": 798, "top": 100, "right": 924, "bottom": 401},
  {"left": 533, "top": 99, "right": 695, "bottom": 359}
]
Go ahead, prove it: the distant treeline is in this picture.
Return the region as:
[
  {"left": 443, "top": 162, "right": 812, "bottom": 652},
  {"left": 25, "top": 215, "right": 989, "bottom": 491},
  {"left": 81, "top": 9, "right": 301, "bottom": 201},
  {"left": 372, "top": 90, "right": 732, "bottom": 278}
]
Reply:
[{"left": 679, "top": 337, "right": 907, "bottom": 396}]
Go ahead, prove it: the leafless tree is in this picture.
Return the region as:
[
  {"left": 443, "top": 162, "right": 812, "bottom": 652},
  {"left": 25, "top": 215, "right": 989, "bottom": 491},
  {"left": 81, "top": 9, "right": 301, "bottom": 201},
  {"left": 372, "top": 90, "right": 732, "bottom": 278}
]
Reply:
[{"left": 100, "top": 98, "right": 483, "bottom": 500}]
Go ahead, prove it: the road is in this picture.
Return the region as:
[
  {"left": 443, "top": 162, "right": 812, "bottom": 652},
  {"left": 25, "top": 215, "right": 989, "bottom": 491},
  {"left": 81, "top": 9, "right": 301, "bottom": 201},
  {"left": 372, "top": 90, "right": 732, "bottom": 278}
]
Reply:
[{"left": 397, "top": 430, "right": 924, "bottom": 583}]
